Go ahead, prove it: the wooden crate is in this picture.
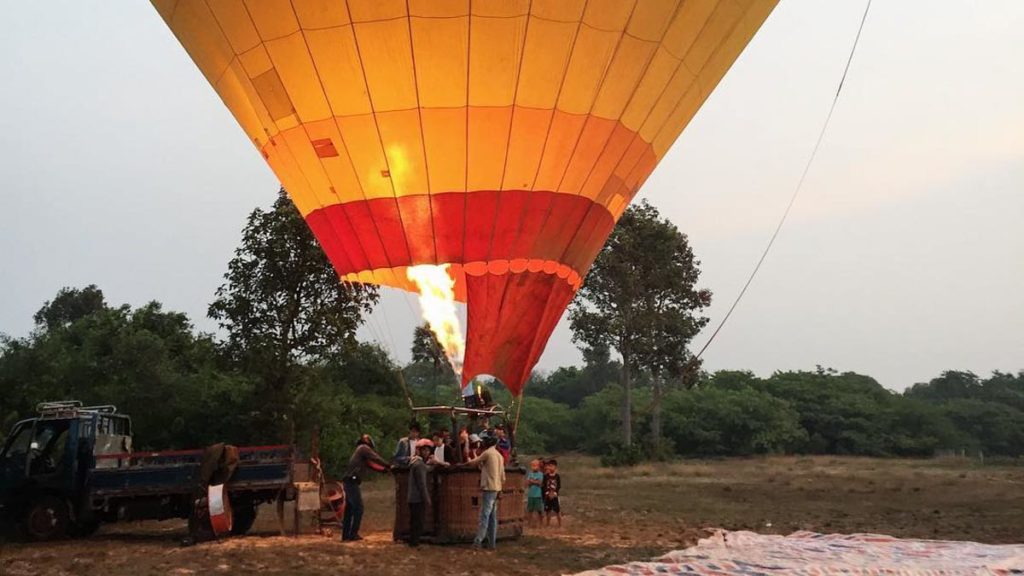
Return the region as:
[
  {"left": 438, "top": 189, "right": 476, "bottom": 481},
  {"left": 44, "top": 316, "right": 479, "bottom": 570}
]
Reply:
[{"left": 393, "top": 466, "right": 525, "bottom": 544}]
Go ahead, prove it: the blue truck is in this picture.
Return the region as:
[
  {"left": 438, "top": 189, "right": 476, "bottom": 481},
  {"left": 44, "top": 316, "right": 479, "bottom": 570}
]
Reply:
[{"left": 0, "top": 401, "right": 296, "bottom": 541}]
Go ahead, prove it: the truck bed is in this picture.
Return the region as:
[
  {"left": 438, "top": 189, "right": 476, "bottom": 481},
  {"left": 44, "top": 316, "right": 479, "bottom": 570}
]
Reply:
[{"left": 88, "top": 445, "right": 293, "bottom": 498}]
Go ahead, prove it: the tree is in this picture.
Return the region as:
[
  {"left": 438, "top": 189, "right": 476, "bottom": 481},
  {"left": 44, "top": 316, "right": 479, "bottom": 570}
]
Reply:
[
  {"left": 906, "top": 371, "right": 983, "bottom": 402},
  {"left": 882, "top": 398, "right": 961, "bottom": 457},
  {"left": 32, "top": 284, "right": 106, "bottom": 332},
  {"left": 411, "top": 323, "right": 447, "bottom": 372},
  {"left": 705, "top": 370, "right": 761, "bottom": 391},
  {"left": 406, "top": 323, "right": 456, "bottom": 405},
  {"left": 662, "top": 386, "right": 806, "bottom": 456},
  {"left": 942, "top": 399, "right": 1024, "bottom": 457},
  {"left": 569, "top": 200, "right": 710, "bottom": 448},
  {"left": 762, "top": 370, "right": 895, "bottom": 455},
  {"left": 530, "top": 343, "right": 620, "bottom": 408},
  {"left": 514, "top": 396, "right": 581, "bottom": 454},
  {"left": 208, "top": 189, "right": 379, "bottom": 438},
  {"left": 978, "top": 371, "right": 1024, "bottom": 412}
]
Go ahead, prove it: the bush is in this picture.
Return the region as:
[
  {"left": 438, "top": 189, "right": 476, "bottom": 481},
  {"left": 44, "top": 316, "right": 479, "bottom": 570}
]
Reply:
[
  {"left": 662, "top": 387, "right": 807, "bottom": 457},
  {"left": 515, "top": 395, "right": 581, "bottom": 454},
  {"left": 600, "top": 442, "right": 646, "bottom": 467}
]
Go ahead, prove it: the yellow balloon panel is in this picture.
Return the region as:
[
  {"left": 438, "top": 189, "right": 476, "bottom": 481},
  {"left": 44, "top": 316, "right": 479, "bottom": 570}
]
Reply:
[
  {"left": 354, "top": 19, "right": 419, "bottom": 112},
  {"left": 420, "top": 108, "right": 467, "bottom": 192},
  {"left": 410, "top": 17, "right": 469, "bottom": 108},
  {"left": 627, "top": 0, "right": 681, "bottom": 42},
  {"left": 206, "top": 1, "right": 261, "bottom": 54},
  {"left": 304, "top": 27, "right": 372, "bottom": 116},
  {"left": 468, "top": 15, "right": 528, "bottom": 107},
  {"left": 243, "top": 0, "right": 301, "bottom": 40},
  {"left": 515, "top": 18, "right": 578, "bottom": 109},
  {"left": 348, "top": 0, "right": 406, "bottom": 22},
  {"left": 292, "top": 0, "right": 350, "bottom": 28},
  {"left": 532, "top": 0, "right": 586, "bottom": 22},
  {"left": 557, "top": 25, "right": 623, "bottom": 115}
]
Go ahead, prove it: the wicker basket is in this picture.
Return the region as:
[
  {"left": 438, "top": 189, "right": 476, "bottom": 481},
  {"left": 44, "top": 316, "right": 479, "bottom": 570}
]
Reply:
[{"left": 393, "top": 465, "right": 525, "bottom": 544}]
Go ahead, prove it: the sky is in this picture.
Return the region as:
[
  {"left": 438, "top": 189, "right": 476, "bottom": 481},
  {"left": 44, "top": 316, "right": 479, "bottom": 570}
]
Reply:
[{"left": 0, "top": 1, "right": 1021, "bottom": 391}]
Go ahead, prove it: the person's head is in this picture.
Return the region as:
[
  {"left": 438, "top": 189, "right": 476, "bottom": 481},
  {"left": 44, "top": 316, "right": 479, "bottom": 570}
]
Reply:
[
  {"left": 415, "top": 438, "right": 434, "bottom": 459},
  {"left": 440, "top": 426, "right": 449, "bottom": 438},
  {"left": 469, "top": 433, "right": 481, "bottom": 448},
  {"left": 545, "top": 458, "right": 558, "bottom": 474},
  {"left": 482, "top": 435, "right": 498, "bottom": 449},
  {"left": 408, "top": 421, "right": 421, "bottom": 440},
  {"left": 357, "top": 434, "right": 375, "bottom": 450},
  {"left": 494, "top": 424, "right": 506, "bottom": 439},
  {"left": 530, "top": 458, "right": 541, "bottom": 472}
]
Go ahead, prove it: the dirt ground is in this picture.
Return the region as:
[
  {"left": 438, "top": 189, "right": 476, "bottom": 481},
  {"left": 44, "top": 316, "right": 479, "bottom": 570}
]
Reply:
[{"left": 2, "top": 455, "right": 1023, "bottom": 575}]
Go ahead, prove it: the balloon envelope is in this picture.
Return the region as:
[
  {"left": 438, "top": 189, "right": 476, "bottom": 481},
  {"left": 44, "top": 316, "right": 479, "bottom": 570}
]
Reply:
[{"left": 153, "top": 0, "right": 777, "bottom": 395}]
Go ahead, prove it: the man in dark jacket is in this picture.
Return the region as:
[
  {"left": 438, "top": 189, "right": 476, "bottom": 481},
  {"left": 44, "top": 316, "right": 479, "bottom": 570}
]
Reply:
[
  {"left": 392, "top": 421, "right": 421, "bottom": 466},
  {"left": 341, "top": 434, "right": 390, "bottom": 542},
  {"left": 406, "top": 438, "right": 435, "bottom": 546}
]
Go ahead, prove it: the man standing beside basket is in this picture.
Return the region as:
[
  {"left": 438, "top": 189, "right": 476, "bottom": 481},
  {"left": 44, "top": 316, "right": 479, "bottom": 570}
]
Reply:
[{"left": 461, "top": 434, "right": 505, "bottom": 550}]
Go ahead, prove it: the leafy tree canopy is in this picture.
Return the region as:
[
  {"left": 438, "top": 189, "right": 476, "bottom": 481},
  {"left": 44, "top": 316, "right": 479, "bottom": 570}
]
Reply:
[
  {"left": 208, "top": 189, "right": 378, "bottom": 369},
  {"left": 33, "top": 284, "right": 107, "bottom": 332}
]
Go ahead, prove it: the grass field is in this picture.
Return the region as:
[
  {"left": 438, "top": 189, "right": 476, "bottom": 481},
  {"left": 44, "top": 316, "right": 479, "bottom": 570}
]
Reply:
[{"left": 2, "top": 455, "right": 1023, "bottom": 575}]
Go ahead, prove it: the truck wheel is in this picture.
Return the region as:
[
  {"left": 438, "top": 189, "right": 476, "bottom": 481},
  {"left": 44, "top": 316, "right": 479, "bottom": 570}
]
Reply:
[
  {"left": 22, "top": 495, "right": 69, "bottom": 541},
  {"left": 230, "top": 503, "right": 258, "bottom": 536}
]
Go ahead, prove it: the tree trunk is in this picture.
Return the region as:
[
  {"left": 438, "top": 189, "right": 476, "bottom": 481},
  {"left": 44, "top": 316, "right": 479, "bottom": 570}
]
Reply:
[
  {"left": 622, "top": 355, "right": 632, "bottom": 447},
  {"left": 651, "top": 375, "right": 662, "bottom": 454}
]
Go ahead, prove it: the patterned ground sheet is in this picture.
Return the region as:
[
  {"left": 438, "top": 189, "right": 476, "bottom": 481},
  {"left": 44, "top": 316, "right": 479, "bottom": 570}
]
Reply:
[{"left": 576, "top": 530, "right": 1024, "bottom": 575}]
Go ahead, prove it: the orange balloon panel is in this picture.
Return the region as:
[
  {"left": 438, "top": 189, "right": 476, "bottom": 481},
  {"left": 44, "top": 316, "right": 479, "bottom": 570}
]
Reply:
[{"left": 153, "top": 0, "right": 778, "bottom": 395}]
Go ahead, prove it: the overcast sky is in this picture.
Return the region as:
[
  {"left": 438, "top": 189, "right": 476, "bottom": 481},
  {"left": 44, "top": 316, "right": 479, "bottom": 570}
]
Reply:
[{"left": 1, "top": 1, "right": 1020, "bottom": 391}]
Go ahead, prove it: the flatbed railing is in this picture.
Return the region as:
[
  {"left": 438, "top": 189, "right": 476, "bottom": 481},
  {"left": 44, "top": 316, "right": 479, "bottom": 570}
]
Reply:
[{"left": 93, "top": 444, "right": 294, "bottom": 467}]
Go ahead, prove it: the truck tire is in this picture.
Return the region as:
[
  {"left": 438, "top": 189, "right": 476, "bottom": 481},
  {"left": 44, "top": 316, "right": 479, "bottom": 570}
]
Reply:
[
  {"left": 230, "top": 502, "right": 258, "bottom": 536},
  {"left": 21, "top": 495, "right": 69, "bottom": 541}
]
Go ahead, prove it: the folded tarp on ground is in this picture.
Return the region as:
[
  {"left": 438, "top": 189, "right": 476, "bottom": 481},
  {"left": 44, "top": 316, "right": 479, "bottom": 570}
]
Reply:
[{"left": 575, "top": 530, "right": 1024, "bottom": 575}]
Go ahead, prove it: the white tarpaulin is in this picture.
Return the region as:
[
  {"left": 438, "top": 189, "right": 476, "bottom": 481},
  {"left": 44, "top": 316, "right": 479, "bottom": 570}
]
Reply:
[{"left": 575, "top": 530, "right": 1024, "bottom": 575}]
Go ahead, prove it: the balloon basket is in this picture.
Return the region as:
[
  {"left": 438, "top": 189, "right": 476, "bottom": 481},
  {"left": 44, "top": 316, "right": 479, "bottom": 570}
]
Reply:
[{"left": 392, "top": 465, "right": 526, "bottom": 544}]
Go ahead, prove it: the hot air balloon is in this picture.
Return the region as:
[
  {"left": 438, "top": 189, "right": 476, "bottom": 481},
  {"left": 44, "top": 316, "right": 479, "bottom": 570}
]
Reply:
[{"left": 152, "top": 0, "right": 777, "bottom": 397}]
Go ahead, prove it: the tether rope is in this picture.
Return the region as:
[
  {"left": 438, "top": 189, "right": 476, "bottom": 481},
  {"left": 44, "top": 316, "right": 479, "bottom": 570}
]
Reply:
[{"left": 693, "top": 0, "right": 873, "bottom": 361}]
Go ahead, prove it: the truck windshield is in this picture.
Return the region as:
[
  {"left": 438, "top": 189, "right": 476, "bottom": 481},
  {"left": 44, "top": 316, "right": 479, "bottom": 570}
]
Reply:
[
  {"left": 1, "top": 423, "right": 32, "bottom": 460},
  {"left": 29, "top": 420, "right": 71, "bottom": 474}
]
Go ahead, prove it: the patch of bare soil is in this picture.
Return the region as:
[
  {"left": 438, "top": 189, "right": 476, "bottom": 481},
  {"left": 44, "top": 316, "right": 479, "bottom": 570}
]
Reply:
[{"left": 2, "top": 456, "right": 1022, "bottom": 575}]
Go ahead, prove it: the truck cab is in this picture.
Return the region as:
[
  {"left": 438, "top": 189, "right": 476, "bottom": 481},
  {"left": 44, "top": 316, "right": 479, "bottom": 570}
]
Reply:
[{"left": 0, "top": 401, "right": 131, "bottom": 539}]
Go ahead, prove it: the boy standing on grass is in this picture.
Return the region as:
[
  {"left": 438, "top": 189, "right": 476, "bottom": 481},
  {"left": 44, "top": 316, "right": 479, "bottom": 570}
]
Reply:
[
  {"left": 526, "top": 459, "right": 544, "bottom": 527},
  {"left": 543, "top": 459, "right": 562, "bottom": 528}
]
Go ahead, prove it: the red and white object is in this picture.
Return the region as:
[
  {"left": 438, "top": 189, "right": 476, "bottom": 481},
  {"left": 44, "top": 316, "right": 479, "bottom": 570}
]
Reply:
[{"left": 207, "top": 484, "right": 232, "bottom": 536}]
